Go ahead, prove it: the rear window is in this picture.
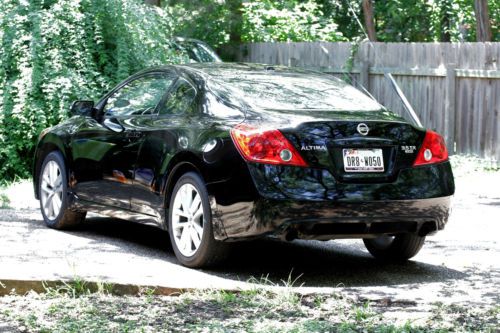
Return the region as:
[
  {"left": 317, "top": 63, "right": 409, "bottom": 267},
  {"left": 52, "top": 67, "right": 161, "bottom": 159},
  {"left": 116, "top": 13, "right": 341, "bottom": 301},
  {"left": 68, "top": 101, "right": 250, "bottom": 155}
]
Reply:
[
  {"left": 210, "top": 72, "right": 381, "bottom": 112},
  {"left": 175, "top": 41, "right": 221, "bottom": 63}
]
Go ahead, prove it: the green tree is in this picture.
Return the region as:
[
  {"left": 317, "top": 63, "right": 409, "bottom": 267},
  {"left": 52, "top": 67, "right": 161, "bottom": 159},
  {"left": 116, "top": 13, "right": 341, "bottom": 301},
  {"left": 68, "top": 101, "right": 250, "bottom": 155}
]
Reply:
[
  {"left": 240, "top": 0, "right": 346, "bottom": 42},
  {"left": 319, "top": 0, "right": 497, "bottom": 42},
  {"left": 164, "top": 0, "right": 237, "bottom": 47},
  {"left": 0, "top": 0, "right": 186, "bottom": 180}
]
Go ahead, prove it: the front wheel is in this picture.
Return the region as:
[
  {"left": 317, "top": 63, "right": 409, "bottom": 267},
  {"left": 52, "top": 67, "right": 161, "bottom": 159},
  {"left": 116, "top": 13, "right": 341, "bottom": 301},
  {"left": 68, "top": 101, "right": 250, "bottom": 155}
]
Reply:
[
  {"left": 38, "top": 151, "right": 86, "bottom": 229},
  {"left": 363, "top": 234, "right": 425, "bottom": 262},
  {"left": 168, "top": 172, "right": 228, "bottom": 268}
]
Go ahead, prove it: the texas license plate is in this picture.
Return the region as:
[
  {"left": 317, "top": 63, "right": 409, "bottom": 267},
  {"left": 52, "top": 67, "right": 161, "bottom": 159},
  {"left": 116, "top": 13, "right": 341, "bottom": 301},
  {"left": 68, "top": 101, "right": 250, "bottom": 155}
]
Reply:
[{"left": 343, "top": 148, "right": 384, "bottom": 172}]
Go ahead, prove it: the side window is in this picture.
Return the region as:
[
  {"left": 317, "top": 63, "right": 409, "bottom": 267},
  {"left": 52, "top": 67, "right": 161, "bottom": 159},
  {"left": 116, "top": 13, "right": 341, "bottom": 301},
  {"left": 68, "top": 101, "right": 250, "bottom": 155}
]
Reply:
[
  {"left": 104, "top": 74, "right": 174, "bottom": 117},
  {"left": 159, "top": 79, "right": 197, "bottom": 116}
]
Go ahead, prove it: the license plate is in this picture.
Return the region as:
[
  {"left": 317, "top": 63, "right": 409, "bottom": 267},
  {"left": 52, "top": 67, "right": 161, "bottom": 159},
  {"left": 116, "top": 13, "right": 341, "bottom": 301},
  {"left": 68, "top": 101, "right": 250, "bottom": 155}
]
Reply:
[{"left": 343, "top": 148, "right": 384, "bottom": 172}]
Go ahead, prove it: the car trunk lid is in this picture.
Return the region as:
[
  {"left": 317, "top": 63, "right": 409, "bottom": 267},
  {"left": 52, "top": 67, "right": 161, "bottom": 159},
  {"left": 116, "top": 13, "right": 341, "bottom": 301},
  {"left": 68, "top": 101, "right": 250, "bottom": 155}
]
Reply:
[{"left": 275, "top": 112, "right": 426, "bottom": 183}]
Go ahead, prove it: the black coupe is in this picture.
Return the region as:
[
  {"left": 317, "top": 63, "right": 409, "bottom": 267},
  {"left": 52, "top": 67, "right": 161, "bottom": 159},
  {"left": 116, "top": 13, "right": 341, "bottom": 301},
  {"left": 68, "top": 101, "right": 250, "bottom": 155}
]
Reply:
[{"left": 33, "top": 63, "right": 455, "bottom": 267}]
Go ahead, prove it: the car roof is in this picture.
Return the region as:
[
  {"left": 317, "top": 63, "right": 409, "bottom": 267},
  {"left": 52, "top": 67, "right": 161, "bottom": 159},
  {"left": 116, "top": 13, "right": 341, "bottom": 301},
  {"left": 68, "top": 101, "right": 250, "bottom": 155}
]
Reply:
[
  {"left": 177, "top": 62, "right": 318, "bottom": 78},
  {"left": 124, "top": 63, "right": 383, "bottom": 114},
  {"left": 134, "top": 62, "right": 318, "bottom": 79}
]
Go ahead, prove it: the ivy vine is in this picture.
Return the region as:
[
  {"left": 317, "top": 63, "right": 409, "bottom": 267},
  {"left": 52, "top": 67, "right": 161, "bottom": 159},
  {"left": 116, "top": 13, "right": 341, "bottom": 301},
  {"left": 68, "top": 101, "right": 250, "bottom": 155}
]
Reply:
[{"left": 0, "top": 0, "right": 187, "bottom": 180}]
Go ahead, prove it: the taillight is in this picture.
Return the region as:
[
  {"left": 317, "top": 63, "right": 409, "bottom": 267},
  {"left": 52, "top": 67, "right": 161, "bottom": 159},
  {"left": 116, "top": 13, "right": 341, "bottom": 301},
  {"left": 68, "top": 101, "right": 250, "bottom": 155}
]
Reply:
[
  {"left": 230, "top": 124, "right": 308, "bottom": 167},
  {"left": 413, "top": 130, "right": 449, "bottom": 166}
]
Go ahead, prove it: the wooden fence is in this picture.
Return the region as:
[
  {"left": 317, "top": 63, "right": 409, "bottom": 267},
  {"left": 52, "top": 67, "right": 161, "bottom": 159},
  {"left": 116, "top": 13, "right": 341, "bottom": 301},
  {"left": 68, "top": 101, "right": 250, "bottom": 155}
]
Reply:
[{"left": 232, "top": 42, "right": 500, "bottom": 160}]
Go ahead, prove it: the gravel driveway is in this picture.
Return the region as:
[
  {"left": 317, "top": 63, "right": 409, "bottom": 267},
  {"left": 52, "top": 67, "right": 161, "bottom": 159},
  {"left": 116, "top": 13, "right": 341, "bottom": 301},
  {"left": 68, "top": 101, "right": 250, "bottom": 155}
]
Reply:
[{"left": 0, "top": 169, "right": 499, "bottom": 321}]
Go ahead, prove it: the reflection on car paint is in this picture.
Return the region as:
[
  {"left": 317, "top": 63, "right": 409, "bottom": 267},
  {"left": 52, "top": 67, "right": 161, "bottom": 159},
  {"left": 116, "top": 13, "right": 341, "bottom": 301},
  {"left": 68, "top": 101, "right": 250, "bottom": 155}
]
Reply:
[{"left": 33, "top": 62, "right": 454, "bottom": 244}]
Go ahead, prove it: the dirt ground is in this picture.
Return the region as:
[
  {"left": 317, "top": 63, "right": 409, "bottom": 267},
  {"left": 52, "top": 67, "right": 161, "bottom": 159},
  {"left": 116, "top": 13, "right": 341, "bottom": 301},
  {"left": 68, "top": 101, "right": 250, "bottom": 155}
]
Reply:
[{"left": 0, "top": 159, "right": 499, "bottom": 329}]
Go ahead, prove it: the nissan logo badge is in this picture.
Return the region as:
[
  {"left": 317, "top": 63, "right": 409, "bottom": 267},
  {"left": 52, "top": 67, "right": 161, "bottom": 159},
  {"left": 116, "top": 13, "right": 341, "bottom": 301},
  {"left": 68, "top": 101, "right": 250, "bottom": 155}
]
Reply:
[{"left": 357, "top": 123, "right": 369, "bottom": 136}]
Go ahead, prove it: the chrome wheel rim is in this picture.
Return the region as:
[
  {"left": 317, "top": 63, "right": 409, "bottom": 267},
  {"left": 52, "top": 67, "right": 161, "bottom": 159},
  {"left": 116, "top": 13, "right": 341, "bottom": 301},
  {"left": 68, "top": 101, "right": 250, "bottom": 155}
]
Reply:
[
  {"left": 40, "top": 160, "right": 63, "bottom": 220},
  {"left": 171, "top": 183, "right": 204, "bottom": 257}
]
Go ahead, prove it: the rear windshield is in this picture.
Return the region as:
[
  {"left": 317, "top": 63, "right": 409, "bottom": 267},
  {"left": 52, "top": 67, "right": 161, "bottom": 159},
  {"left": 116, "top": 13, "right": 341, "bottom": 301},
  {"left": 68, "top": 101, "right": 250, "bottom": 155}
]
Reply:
[
  {"left": 210, "top": 71, "right": 381, "bottom": 112},
  {"left": 175, "top": 41, "right": 221, "bottom": 63}
]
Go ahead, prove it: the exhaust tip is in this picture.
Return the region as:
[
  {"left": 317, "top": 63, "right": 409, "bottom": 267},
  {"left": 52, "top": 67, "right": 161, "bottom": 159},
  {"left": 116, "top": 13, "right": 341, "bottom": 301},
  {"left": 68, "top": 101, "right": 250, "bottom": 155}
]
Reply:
[{"left": 419, "top": 221, "right": 438, "bottom": 237}]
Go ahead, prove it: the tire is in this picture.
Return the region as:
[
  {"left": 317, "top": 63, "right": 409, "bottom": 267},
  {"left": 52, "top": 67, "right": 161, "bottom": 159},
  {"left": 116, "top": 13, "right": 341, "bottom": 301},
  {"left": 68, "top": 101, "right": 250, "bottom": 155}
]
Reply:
[
  {"left": 363, "top": 234, "right": 425, "bottom": 262},
  {"left": 168, "top": 172, "right": 228, "bottom": 268},
  {"left": 38, "top": 151, "right": 86, "bottom": 229}
]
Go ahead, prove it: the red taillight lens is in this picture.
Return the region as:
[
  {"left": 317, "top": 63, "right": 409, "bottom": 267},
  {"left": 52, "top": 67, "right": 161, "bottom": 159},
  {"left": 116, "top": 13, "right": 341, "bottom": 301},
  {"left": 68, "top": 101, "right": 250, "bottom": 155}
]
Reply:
[
  {"left": 230, "top": 124, "right": 308, "bottom": 167},
  {"left": 413, "top": 130, "right": 449, "bottom": 166}
]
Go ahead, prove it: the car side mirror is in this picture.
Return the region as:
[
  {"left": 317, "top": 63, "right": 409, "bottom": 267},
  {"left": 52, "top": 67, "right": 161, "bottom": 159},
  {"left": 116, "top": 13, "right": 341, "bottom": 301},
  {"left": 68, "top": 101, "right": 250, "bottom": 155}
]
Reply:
[{"left": 70, "top": 100, "right": 95, "bottom": 117}]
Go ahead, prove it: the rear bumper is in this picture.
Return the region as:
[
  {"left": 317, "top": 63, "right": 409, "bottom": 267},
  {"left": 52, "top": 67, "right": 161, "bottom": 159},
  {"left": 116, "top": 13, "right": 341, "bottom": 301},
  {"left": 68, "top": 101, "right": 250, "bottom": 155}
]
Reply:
[
  {"left": 210, "top": 162, "right": 454, "bottom": 241},
  {"left": 212, "top": 196, "right": 452, "bottom": 241}
]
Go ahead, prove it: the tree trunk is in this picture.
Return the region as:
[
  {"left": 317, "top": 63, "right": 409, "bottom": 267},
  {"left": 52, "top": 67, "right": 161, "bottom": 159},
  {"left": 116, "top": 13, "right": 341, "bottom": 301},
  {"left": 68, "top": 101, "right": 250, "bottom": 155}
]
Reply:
[
  {"left": 362, "top": 0, "right": 377, "bottom": 41},
  {"left": 144, "top": 0, "right": 161, "bottom": 6},
  {"left": 474, "top": 0, "right": 492, "bottom": 41},
  {"left": 441, "top": 8, "right": 451, "bottom": 42},
  {"left": 228, "top": 0, "right": 243, "bottom": 43}
]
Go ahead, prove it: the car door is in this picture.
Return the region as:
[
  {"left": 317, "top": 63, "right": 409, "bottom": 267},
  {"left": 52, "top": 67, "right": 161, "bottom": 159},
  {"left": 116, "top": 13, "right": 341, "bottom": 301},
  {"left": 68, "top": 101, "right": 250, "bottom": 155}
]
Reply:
[
  {"left": 130, "top": 77, "right": 198, "bottom": 219},
  {"left": 71, "top": 72, "right": 176, "bottom": 209}
]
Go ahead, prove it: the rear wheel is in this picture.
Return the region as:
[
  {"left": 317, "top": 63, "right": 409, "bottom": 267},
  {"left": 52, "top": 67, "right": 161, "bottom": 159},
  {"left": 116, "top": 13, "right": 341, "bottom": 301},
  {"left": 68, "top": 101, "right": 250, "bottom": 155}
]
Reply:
[
  {"left": 363, "top": 234, "right": 425, "bottom": 262},
  {"left": 168, "top": 172, "right": 228, "bottom": 268},
  {"left": 39, "top": 151, "right": 86, "bottom": 229}
]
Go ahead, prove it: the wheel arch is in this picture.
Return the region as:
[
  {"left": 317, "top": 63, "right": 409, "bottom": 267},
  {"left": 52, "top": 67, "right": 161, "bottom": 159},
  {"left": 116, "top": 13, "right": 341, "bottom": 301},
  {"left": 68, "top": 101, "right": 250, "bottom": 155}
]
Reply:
[
  {"left": 160, "top": 151, "right": 209, "bottom": 212},
  {"left": 33, "top": 136, "right": 71, "bottom": 199}
]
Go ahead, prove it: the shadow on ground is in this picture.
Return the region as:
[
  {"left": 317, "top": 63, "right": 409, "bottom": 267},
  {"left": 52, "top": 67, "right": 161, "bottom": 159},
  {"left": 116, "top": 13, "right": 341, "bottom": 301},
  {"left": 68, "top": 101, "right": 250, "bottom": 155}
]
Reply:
[{"left": 70, "top": 216, "right": 466, "bottom": 289}]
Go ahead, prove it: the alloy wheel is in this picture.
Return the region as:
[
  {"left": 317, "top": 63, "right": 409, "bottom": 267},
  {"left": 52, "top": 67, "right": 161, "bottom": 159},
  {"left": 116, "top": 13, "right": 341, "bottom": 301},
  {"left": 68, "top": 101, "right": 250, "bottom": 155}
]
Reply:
[
  {"left": 171, "top": 183, "right": 204, "bottom": 257},
  {"left": 40, "top": 160, "right": 63, "bottom": 220}
]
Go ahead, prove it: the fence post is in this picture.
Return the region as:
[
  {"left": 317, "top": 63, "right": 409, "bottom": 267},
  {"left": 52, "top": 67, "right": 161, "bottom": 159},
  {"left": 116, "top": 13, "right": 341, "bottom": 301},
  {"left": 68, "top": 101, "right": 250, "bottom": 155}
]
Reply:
[
  {"left": 360, "top": 61, "right": 370, "bottom": 91},
  {"left": 445, "top": 63, "right": 456, "bottom": 154}
]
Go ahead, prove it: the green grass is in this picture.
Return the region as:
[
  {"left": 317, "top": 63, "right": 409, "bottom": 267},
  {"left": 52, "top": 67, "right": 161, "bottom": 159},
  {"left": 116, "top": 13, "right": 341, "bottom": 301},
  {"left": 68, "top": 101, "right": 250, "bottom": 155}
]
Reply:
[
  {"left": 1, "top": 286, "right": 499, "bottom": 333},
  {"left": 43, "top": 277, "right": 92, "bottom": 298}
]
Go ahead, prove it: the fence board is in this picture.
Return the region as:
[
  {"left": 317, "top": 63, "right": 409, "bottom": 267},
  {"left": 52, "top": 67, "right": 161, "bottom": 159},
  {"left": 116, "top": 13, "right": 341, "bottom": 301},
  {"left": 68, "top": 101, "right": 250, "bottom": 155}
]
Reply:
[{"left": 233, "top": 42, "right": 500, "bottom": 160}]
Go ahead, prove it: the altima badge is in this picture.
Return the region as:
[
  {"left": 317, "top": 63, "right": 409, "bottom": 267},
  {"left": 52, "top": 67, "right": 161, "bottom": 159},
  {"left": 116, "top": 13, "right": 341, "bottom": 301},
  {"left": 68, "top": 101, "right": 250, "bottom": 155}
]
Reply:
[
  {"left": 357, "top": 123, "right": 369, "bottom": 136},
  {"left": 300, "top": 145, "right": 327, "bottom": 151}
]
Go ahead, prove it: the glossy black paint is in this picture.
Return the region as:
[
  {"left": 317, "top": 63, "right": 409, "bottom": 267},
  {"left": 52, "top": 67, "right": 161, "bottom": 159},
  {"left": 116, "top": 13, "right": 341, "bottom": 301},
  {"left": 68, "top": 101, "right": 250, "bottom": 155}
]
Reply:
[{"left": 33, "top": 63, "right": 455, "bottom": 241}]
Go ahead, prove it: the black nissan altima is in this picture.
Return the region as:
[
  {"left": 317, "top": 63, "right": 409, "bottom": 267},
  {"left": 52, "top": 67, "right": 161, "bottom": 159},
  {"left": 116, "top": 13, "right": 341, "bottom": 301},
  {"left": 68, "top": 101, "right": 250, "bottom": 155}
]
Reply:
[{"left": 33, "top": 63, "right": 455, "bottom": 267}]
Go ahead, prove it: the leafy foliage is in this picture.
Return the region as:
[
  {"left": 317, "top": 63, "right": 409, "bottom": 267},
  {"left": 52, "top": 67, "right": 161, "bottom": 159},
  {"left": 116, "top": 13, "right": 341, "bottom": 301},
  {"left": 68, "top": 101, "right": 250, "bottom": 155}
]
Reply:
[
  {"left": 0, "top": 0, "right": 186, "bottom": 180},
  {"left": 317, "top": 0, "right": 498, "bottom": 42},
  {"left": 240, "top": 0, "right": 346, "bottom": 42},
  {"left": 180, "top": 0, "right": 497, "bottom": 44},
  {"left": 374, "top": 0, "right": 474, "bottom": 42},
  {"left": 165, "top": 0, "right": 238, "bottom": 47},
  {"left": 488, "top": 0, "right": 500, "bottom": 41}
]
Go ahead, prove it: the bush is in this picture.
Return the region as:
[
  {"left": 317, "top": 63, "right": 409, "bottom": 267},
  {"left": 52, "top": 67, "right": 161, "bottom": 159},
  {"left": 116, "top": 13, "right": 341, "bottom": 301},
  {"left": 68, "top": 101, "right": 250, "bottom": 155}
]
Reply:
[
  {"left": 241, "top": 0, "right": 346, "bottom": 42},
  {"left": 166, "top": 0, "right": 235, "bottom": 47},
  {"left": 0, "top": 0, "right": 186, "bottom": 180}
]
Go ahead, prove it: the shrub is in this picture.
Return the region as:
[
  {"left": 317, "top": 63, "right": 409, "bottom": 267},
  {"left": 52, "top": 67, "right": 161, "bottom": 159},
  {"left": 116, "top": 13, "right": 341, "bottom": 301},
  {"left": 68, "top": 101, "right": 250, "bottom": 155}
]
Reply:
[
  {"left": 241, "top": 0, "right": 346, "bottom": 42},
  {"left": 166, "top": 0, "right": 234, "bottom": 47},
  {"left": 0, "top": 0, "right": 186, "bottom": 180}
]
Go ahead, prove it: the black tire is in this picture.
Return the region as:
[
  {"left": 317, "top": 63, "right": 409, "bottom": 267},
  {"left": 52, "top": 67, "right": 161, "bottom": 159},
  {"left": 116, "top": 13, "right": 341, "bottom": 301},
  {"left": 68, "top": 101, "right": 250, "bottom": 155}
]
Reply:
[
  {"left": 363, "top": 234, "right": 425, "bottom": 262},
  {"left": 168, "top": 172, "right": 228, "bottom": 268},
  {"left": 38, "top": 151, "right": 86, "bottom": 229}
]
